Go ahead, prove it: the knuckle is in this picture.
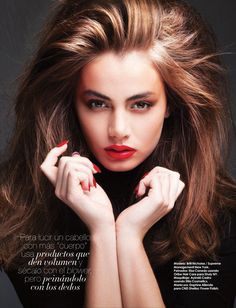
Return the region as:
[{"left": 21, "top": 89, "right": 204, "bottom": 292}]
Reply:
[
  {"left": 64, "top": 159, "right": 72, "bottom": 169},
  {"left": 58, "top": 157, "right": 70, "bottom": 169},
  {"left": 163, "top": 173, "right": 169, "bottom": 179},
  {"left": 173, "top": 171, "right": 180, "bottom": 177},
  {"left": 55, "top": 188, "right": 61, "bottom": 199},
  {"left": 157, "top": 195, "right": 168, "bottom": 208},
  {"left": 152, "top": 166, "right": 159, "bottom": 173},
  {"left": 87, "top": 161, "right": 93, "bottom": 169},
  {"left": 59, "top": 156, "right": 67, "bottom": 164},
  {"left": 40, "top": 163, "right": 45, "bottom": 172},
  {"left": 68, "top": 170, "right": 76, "bottom": 178},
  {"left": 54, "top": 185, "right": 65, "bottom": 201},
  {"left": 168, "top": 202, "right": 175, "bottom": 210},
  {"left": 66, "top": 192, "right": 74, "bottom": 204},
  {"left": 181, "top": 180, "right": 185, "bottom": 187},
  {"left": 82, "top": 157, "right": 90, "bottom": 164},
  {"left": 80, "top": 157, "right": 93, "bottom": 169},
  {"left": 162, "top": 201, "right": 169, "bottom": 208}
]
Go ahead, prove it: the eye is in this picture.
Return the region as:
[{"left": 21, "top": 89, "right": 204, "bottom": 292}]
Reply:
[
  {"left": 87, "top": 99, "right": 108, "bottom": 110},
  {"left": 131, "top": 101, "right": 152, "bottom": 111}
]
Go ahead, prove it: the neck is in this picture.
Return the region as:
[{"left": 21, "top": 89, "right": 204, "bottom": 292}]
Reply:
[{"left": 91, "top": 155, "right": 147, "bottom": 217}]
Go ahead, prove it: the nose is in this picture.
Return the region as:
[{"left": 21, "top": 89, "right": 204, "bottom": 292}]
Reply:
[{"left": 108, "top": 109, "right": 130, "bottom": 141}]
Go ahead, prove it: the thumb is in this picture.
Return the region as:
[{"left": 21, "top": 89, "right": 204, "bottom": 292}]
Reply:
[{"left": 40, "top": 140, "right": 68, "bottom": 185}]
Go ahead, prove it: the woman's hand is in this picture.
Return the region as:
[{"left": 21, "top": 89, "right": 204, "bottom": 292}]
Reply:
[
  {"left": 40, "top": 142, "right": 114, "bottom": 234},
  {"left": 116, "top": 166, "right": 185, "bottom": 241}
]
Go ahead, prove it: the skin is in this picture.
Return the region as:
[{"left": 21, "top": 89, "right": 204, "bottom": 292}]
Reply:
[
  {"left": 75, "top": 51, "right": 169, "bottom": 172},
  {"left": 40, "top": 51, "right": 185, "bottom": 308}
]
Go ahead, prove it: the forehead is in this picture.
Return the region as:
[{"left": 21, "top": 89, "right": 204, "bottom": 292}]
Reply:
[{"left": 77, "top": 51, "right": 165, "bottom": 97}]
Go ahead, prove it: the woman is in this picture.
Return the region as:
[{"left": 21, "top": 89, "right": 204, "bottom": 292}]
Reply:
[{"left": 0, "top": 0, "right": 235, "bottom": 307}]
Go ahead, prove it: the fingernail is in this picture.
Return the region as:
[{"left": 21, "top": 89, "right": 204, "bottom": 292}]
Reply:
[
  {"left": 56, "top": 140, "right": 69, "bottom": 147},
  {"left": 93, "top": 178, "right": 96, "bottom": 188},
  {"left": 81, "top": 182, "right": 90, "bottom": 191},
  {"left": 141, "top": 172, "right": 149, "bottom": 179},
  {"left": 93, "top": 164, "right": 102, "bottom": 173},
  {"left": 72, "top": 151, "right": 80, "bottom": 156},
  {"left": 134, "top": 185, "right": 139, "bottom": 197}
]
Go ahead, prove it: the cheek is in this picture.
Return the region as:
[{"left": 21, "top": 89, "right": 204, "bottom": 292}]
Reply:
[
  {"left": 79, "top": 115, "right": 106, "bottom": 144},
  {"left": 134, "top": 116, "right": 164, "bottom": 144},
  {"left": 77, "top": 111, "right": 92, "bottom": 139}
]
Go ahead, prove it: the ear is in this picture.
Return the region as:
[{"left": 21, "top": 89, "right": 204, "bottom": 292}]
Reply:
[{"left": 164, "top": 105, "right": 170, "bottom": 118}]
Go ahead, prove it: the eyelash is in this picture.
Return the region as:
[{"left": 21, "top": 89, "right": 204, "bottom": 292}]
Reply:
[
  {"left": 87, "top": 100, "right": 108, "bottom": 110},
  {"left": 86, "top": 99, "right": 152, "bottom": 111},
  {"left": 131, "top": 101, "right": 152, "bottom": 110}
]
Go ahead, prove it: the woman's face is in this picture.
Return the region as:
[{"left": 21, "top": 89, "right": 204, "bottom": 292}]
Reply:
[{"left": 75, "top": 51, "right": 169, "bottom": 172}]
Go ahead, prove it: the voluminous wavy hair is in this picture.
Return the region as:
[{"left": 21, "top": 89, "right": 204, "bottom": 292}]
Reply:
[{"left": 0, "top": 0, "right": 235, "bottom": 268}]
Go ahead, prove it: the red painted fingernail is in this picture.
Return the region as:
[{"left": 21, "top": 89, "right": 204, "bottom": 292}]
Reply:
[
  {"left": 93, "top": 177, "right": 97, "bottom": 188},
  {"left": 141, "top": 172, "right": 149, "bottom": 179},
  {"left": 134, "top": 185, "right": 139, "bottom": 197},
  {"left": 56, "top": 140, "right": 69, "bottom": 147},
  {"left": 93, "top": 164, "right": 101, "bottom": 173},
  {"left": 82, "top": 182, "right": 90, "bottom": 191},
  {"left": 72, "top": 151, "right": 80, "bottom": 156}
]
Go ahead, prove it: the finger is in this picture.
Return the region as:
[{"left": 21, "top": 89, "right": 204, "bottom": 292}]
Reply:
[
  {"left": 148, "top": 166, "right": 181, "bottom": 179},
  {"left": 65, "top": 169, "right": 84, "bottom": 214},
  {"left": 66, "top": 170, "right": 96, "bottom": 221},
  {"left": 71, "top": 153, "right": 100, "bottom": 188},
  {"left": 71, "top": 153, "right": 99, "bottom": 174},
  {"left": 55, "top": 168, "right": 89, "bottom": 202},
  {"left": 57, "top": 155, "right": 95, "bottom": 194},
  {"left": 137, "top": 167, "right": 172, "bottom": 195},
  {"left": 159, "top": 173, "right": 170, "bottom": 207},
  {"left": 71, "top": 154, "right": 95, "bottom": 188},
  {"left": 146, "top": 166, "right": 169, "bottom": 177},
  {"left": 40, "top": 143, "right": 68, "bottom": 185},
  {"left": 42, "top": 143, "right": 68, "bottom": 168},
  {"left": 137, "top": 172, "right": 160, "bottom": 197},
  {"left": 60, "top": 162, "right": 93, "bottom": 194},
  {"left": 176, "top": 180, "right": 185, "bottom": 198},
  {"left": 137, "top": 179, "right": 148, "bottom": 197},
  {"left": 56, "top": 156, "right": 92, "bottom": 190},
  {"left": 56, "top": 157, "right": 90, "bottom": 196},
  {"left": 168, "top": 172, "right": 180, "bottom": 209},
  {"left": 56, "top": 156, "right": 70, "bottom": 195},
  {"left": 147, "top": 176, "right": 174, "bottom": 219},
  {"left": 145, "top": 175, "right": 164, "bottom": 206},
  {"left": 137, "top": 167, "right": 180, "bottom": 196}
]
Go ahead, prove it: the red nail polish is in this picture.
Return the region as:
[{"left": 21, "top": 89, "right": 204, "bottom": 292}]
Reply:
[
  {"left": 81, "top": 182, "right": 90, "bottom": 191},
  {"left": 93, "top": 164, "right": 102, "bottom": 173},
  {"left": 141, "top": 172, "right": 149, "bottom": 179},
  {"left": 56, "top": 140, "right": 69, "bottom": 147},
  {"left": 134, "top": 185, "right": 139, "bottom": 197},
  {"left": 93, "top": 177, "right": 97, "bottom": 188}
]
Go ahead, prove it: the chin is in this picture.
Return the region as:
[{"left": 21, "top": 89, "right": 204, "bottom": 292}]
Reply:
[{"left": 102, "top": 161, "right": 139, "bottom": 172}]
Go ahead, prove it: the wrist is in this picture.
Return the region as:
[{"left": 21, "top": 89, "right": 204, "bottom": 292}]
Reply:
[
  {"left": 115, "top": 222, "right": 144, "bottom": 244},
  {"left": 90, "top": 224, "right": 116, "bottom": 243}
]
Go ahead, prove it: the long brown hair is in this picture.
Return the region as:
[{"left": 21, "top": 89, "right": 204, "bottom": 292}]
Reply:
[{"left": 0, "top": 0, "right": 235, "bottom": 268}]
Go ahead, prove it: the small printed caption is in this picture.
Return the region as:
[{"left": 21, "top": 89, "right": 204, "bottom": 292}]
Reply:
[
  {"left": 173, "top": 262, "right": 220, "bottom": 291},
  {"left": 16, "top": 233, "right": 90, "bottom": 291}
]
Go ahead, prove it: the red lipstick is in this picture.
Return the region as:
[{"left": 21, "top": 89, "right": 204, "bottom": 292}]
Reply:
[{"left": 104, "top": 145, "right": 137, "bottom": 160}]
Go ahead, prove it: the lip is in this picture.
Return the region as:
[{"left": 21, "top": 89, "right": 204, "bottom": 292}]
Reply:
[{"left": 104, "top": 144, "right": 137, "bottom": 160}]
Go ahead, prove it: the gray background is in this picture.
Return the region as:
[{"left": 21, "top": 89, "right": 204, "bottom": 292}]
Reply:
[{"left": 0, "top": 0, "right": 235, "bottom": 307}]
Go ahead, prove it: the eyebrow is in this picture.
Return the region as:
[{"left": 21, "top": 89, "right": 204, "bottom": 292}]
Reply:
[{"left": 83, "top": 90, "right": 154, "bottom": 101}]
